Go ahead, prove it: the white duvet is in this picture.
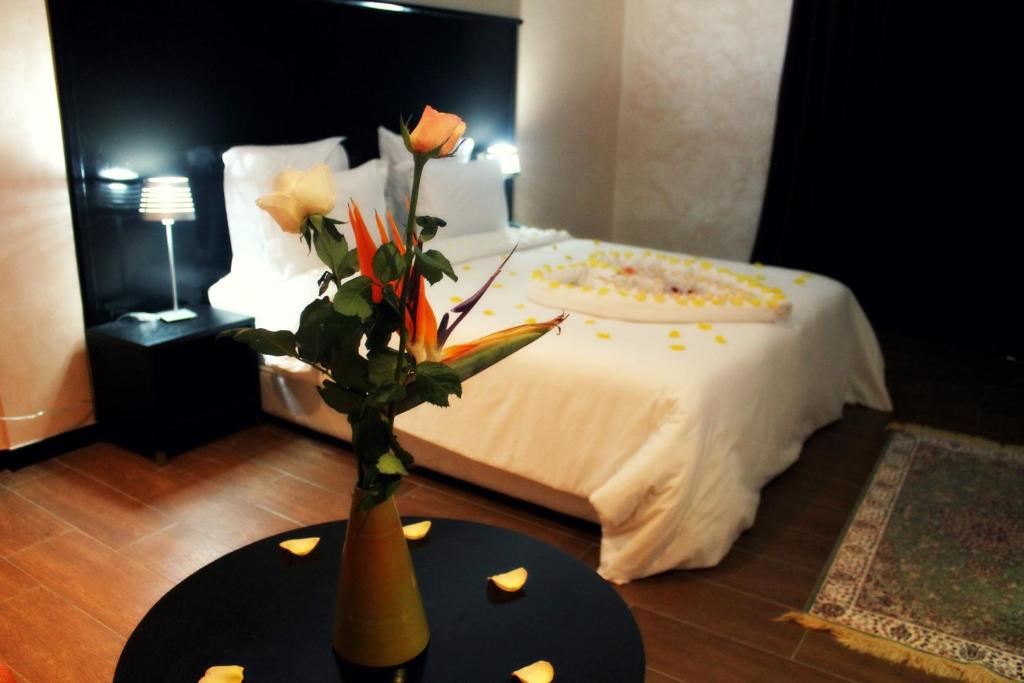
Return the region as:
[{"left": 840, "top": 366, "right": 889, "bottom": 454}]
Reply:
[{"left": 210, "top": 228, "right": 891, "bottom": 583}]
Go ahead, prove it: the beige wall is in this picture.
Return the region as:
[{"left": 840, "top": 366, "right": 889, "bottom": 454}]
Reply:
[
  {"left": 515, "top": 0, "right": 626, "bottom": 240},
  {"left": 0, "top": 0, "right": 94, "bottom": 451},
  {"left": 611, "top": 0, "right": 792, "bottom": 259},
  {"left": 516, "top": 0, "right": 792, "bottom": 260}
]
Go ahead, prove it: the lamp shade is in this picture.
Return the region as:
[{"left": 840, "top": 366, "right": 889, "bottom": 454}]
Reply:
[
  {"left": 484, "top": 142, "right": 521, "bottom": 176},
  {"left": 139, "top": 176, "right": 195, "bottom": 222}
]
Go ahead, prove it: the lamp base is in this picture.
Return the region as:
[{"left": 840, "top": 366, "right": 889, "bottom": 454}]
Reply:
[{"left": 157, "top": 308, "right": 198, "bottom": 323}]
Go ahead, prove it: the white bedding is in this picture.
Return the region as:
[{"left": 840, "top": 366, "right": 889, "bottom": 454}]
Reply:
[{"left": 209, "top": 228, "right": 891, "bottom": 583}]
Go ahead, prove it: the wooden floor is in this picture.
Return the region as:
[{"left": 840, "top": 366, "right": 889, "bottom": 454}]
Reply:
[{"left": 0, "top": 405, "right": 941, "bottom": 683}]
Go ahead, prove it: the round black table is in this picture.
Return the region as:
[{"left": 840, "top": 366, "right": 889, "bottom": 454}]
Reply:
[{"left": 114, "top": 518, "right": 645, "bottom": 682}]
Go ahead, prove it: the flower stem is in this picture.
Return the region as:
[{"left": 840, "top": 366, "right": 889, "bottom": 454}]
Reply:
[{"left": 388, "top": 155, "right": 428, "bottom": 432}]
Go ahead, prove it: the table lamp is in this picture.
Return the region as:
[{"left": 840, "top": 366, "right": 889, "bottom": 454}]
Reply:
[{"left": 139, "top": 176, "right": 196, "bottom": 322}]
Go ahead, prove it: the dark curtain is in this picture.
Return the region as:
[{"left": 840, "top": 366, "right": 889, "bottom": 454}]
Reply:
[{"left": 754, "top": 1, "right": 1020, "bottom": 355}]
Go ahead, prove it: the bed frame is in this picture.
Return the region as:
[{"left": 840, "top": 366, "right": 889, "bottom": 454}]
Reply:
[{"left": 47, "top": 0, "right": 520, "bottom": 326}]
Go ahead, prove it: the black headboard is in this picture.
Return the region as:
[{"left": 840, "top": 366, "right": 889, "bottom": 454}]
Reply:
[{"left": 47, "top": 0, "right": 520, "bottom": 326}]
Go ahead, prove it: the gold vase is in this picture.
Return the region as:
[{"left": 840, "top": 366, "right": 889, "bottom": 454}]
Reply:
[{"left": 332, "top": 490, "right": 430, "bottom": 667}]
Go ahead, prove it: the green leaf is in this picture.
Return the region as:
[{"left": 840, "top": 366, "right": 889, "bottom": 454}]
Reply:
[
  {"left": 295, "top": 298, "right": 332, "bottom": 363},
  {"left": 220, "top": 328, "right": 296, "bottom": 356},
  {"left": 415, "top": 215, "right": 447, "bottom": 242},
  {"left": 372, "top": 242, "right": 403, "bottom": 284},
  {"left": 313, "top": 226, "right": 351, "bottom": 278},
  {"left": 368, "top": 351, "right": 401, "bottom": 387},
  {"left": 318, "top": 381, "right": 364, "bottom": 415},
  {"left": 333, "top": 276, "right": 373, "bottom": 320},
  {"left": 369, "top": 383, "right": 406, "bottom": 406},
  {"left": 376, "top": 450, "right": 408, "bottom": 476},
  {"left": 415, "top": 248, "right": 457, "bottom": 285},
  {"left": 411, "top": 361, "right": 462, "bottom": 407},
  {"left": 328, "top": 349, "right": 371, "bottom": 392},
  {"left": 341, "top": 249, "right": 360, "bottom": 277}
]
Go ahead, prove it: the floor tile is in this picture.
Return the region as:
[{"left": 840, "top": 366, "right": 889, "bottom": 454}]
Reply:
[
  {"left": 248, "top": 436, "right": 360, "bottom": 492},
  {"left": 616, "top": 571, "right": 802, "bottom": 657},
  {"left": 794, "top": 629, "right": 944, "bottom": 683},
  {"left": 0, "top": 459, "right": 66, "bottom": 488},
  {"left": 0, "top": 587, "right": 124, "bottom": 683},
  {"left": 646, "top": 669, "right": 685, "bottom": 683},
  {"left": 235, "top": 473, "right": 354, "bottom": 527},
  {"left": 688, "top": 547, "right": 819, "bottom": 609},
  {"left": 0, "top": 488, "right": 70, "bottom": 556},
  {"left": 59, "top": 441, "right": 199, "bottom": 503},
  {"left": 634, "top": 607, "right": 850, "bottom": 683},
  {"left": 120, "top": 523, "right": 234, "bottom": 584},
  {"left": 8, "top": 531, "right": 173, "bottom": 638},
  {"left": 152, "top": 480, "right": 299, "bottom": 549},
  {"left": 13, "top": 468, "right": 168, "bottom": 549},
  {"left": 0, "top": 557, "right": 38, "bottom": 602}
]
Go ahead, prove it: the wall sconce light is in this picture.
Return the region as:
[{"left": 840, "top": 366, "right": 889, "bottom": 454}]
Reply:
[
  {"left": 139, "top": 176, "right": 196, "bottom": 322},
  {"left": 483, "top": 142, "right": 522, "bottom": 176}
]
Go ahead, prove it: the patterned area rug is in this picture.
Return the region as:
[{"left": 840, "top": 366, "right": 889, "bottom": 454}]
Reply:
[{"left": 781, "top": 424, "right": 1023, "bottom": 682}]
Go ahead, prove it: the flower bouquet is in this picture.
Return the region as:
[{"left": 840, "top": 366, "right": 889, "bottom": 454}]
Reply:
[{"left": 224, "top": 106, "right": 565, "bottom": 667}]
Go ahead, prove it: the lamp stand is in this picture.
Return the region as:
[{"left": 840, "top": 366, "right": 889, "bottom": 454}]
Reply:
[{"left": 157, "top": 218, "right": 197, "bottom": 322}]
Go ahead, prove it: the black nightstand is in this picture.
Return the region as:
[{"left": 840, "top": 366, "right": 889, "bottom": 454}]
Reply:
[{"left": 86, "top": 305, "right": 260, "bottom": 462}]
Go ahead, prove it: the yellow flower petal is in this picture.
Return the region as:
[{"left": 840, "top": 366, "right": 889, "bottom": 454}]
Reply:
[
  {"left": 698, "top": 323, "right": 713, "bottom": 330},
  {"left": 483, "top": 309, "right": 495, "bottom": 316},
  {"left": 490, "top": 566, "right": 528, "bottom": 592},
  {"left": 291, "top": 163, "right": 335, "bottom": 216},
  {"left": 526, "top": 317, "right": 537, "bottom": 323},
  {"left": 669, "top": 330, "right": 681, "bottom": 338},
  {"left": 402, "top": 520, "right": 431, "bottom": 540},
  {"left": 279, "top": 537, "right": 320, "bottom": 556},
  {"left": 462, "top": 264, "right": 472, "bottom": 271},
  {"left": 255, "top": 193, "right": 306, "bottom": 234},
  {"left": 512, "top": 660, "right": 554, "bottom": 683},
  {"left": 515, "top": 303, "right": 526, "bottom": 309},
  {"left": 198, "top": 665, "right": 244, "bottom": 683},
  {"left": 585, "top": 319, "right": 596, "bottom": 325},
  {"left": 793, "top": 276, "right": 807, "bottom": 285},
  {"left": 670, "top": 344, "right": 686, "bottom": 351},
  {"left": 715, "top": 335, "right": 727, "bottom": 344},
  {"left": 493, "top": 282, "right": 504, "bottom": 288},
  {"left": 450, "top": 296, "right": 463, "bottom": 304},
  {"left": 596, "top": 332, "right": 611, "bottom": 340}
]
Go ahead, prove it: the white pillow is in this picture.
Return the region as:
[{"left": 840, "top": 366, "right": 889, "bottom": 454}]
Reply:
[
  {"left": 262, "top": 159, "right": 389, "bottom": 279},
  {"left": 391, "top": 158, "right": 508, "bottom": 243},
  {"left": 222, "top": 136, "right": 348, "bottom": 273},
  {"left": 377, "top": 126, "right": 474, "bottom": 166}
]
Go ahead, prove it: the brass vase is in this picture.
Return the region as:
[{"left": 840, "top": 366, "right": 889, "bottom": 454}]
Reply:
[{"left": 332, "top": 490, "right": 430, "bottom": 667}]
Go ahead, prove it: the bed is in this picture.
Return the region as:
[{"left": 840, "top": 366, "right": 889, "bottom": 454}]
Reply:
[{"left": 209, "top": 142, "right": 891, "bottom": 583}]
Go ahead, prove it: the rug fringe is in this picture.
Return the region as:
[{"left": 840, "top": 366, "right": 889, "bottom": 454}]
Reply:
[
  {"left": 887, "top": 422, "right": 1024, "bottom": 454},
  {"left": 778, "top": 612, "right": 1017, "bottom": 683}
]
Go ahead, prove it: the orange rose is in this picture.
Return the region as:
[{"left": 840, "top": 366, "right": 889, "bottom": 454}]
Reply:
[{"left": 408, "top": 105, "right": 466, "bottom": 157}]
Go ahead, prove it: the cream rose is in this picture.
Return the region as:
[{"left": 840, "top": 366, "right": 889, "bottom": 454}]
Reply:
[
  {"left": 408, "top": 105, "right": 466, "bottom": 157},
  {"left": 255, "top": 163, "right": 335, "bottom": 234}
]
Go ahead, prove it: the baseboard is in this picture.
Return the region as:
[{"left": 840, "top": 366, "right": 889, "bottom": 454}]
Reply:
[{"left": 0, "top": 424, "right": 102, "bottom": 471}]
